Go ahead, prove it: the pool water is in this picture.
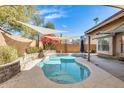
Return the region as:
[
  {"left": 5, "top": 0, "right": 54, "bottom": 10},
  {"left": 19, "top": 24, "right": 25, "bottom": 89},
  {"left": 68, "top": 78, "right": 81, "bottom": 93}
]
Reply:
[{"left": 38, "top": 54, "right": 90, "bottom": 84}]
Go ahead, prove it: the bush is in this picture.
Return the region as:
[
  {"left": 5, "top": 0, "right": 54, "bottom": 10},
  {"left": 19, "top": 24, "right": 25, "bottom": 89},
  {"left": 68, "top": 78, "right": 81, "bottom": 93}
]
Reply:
[
  {"left": 91, "top": 49, "right": 96, "bottom": 53},
  {"left": 0, "top": 46, "right": 18, "bottom": 65},
  {"left": 26, "top": 47, "right": 42, "bottom": 54},
  {"left": 44, "top": 43, "right": 55, "bottom": 50}
]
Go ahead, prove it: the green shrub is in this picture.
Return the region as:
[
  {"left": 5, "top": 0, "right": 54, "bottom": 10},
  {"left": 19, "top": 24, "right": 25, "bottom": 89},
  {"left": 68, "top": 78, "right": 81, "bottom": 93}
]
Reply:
[
  {"left": 26, "top": 47, "right": 42, "bottom": 54},
  {"left": 91, "top": 49, "right": 96, "bottom": 53},
  {"left": 0, "top": 46, "right": 18, "bottom": 65},
  {"left": 44, "top": 43, "right": 55, "bottom": 50}
]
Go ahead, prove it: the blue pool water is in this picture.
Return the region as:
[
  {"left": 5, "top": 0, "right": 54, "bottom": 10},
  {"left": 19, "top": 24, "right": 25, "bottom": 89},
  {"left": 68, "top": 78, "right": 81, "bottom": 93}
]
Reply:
[{"left": 38, "top": 54, "right": 90, "bottom": 84}]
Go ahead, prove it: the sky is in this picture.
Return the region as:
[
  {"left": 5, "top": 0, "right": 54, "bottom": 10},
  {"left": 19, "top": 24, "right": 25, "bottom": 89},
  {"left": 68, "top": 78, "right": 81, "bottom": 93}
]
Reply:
[{"left": 35, "top": 5, "right": 121, "bottom": 36}]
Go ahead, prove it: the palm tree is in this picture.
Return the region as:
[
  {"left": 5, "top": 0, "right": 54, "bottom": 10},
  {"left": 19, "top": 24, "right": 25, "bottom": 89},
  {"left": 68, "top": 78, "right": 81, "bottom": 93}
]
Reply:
[{"left": 93, "top": 17, "right": 99, "bottom": 25}]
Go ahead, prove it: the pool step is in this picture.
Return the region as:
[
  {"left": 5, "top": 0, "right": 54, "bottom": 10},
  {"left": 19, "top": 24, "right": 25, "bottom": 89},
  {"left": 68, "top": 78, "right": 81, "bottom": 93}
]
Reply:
[{"left": 44, "top": 60, "right": 61, "bottom": 64}]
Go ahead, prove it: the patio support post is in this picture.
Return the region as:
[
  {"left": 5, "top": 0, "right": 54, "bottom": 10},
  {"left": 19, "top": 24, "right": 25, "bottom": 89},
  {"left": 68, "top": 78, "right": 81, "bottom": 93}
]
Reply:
[
  {"left": 38, "top": 34, "right": 40, "bottom": 48},
  {"left": 60, "top": 33, "right": 62, "bottom": 53},
  {"left": 88, "top": 35, "right": 91, "bottom": 61},
  {"left": 65, "top": 40, "right": 67, "bottom": 53}
]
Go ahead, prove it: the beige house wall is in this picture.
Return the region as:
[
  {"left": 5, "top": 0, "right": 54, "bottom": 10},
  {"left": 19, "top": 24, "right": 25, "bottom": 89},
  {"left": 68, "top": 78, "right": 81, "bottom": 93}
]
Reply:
[
  {"left": 85, "top": 15, "right": 124, "bottom": 58},
  {"left": 115, "top": 32, "right": 124, "bottom": 57},
  {"left": 84, "top": 44, "right": 96, "bottom": 53}
]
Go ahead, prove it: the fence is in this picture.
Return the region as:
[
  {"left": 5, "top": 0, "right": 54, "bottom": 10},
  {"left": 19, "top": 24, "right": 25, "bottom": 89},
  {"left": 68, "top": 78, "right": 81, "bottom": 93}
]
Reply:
[{"left": 55, "top": 44, "right": 80, "bottom": 53}]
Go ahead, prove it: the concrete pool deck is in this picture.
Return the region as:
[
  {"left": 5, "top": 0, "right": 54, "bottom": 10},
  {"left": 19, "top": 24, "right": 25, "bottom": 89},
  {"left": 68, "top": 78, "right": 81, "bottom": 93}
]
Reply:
[
  {"left": 90, "top": 55, "right": 124, "bottom": 81},
  {"left": 0, "top": 57, "right": 124, "bottom": 88}
]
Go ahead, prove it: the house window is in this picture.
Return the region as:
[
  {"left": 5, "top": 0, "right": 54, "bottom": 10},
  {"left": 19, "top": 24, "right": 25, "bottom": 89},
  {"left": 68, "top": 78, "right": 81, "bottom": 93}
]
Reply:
[
  {"left": 121, "top": 36, "right": 124, "bottom": 53},
  {"left": 98, "top": 38, "right": 109, "bottom": 51}
]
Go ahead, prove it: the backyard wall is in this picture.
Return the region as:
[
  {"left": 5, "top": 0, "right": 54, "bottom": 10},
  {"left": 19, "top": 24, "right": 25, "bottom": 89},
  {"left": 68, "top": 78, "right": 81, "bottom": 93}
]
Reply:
[
  {"left": 2, "top": 32, "right": 32, "bottom": 56},
  {"left": 30, "top": 40, "right": 43, "bottom": 48},
  {"left": 0, "top": 30, "right": 43, "bottom": 56},
  {"left": 0, "top": 30, "right": 7, "bottom": 46},
  {"left": 55, "top": 44, "right": 80, "bottom": 53},
  {"left": 0, "top": 60, "right": 20, "bottom": 83}
]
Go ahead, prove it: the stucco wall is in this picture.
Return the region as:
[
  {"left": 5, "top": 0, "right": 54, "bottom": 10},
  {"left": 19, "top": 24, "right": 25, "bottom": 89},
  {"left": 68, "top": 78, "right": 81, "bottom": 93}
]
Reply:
[
  {"left": 116, "top": 32, "right": 124, "bottom": 57},
  {"left": 55, "top": 44, "right": 80, "bottom": 53},
  {"left": 84, "top": 44, "right": 96, "bottom": 53},
  {"left": 29, "top": 40, "right": 43, "bottom": 48},
  {"left": 29, "top": 40, "right": 36, "bottom": 47},
  {"left": 0, "top": 30, "right": 43, "bottom": 56},
  {"left": 0, "top": 30, "right": 7, "bottom": 46},
  {"left": 2, "top": 32, "right": 32, "bottom": 56}
]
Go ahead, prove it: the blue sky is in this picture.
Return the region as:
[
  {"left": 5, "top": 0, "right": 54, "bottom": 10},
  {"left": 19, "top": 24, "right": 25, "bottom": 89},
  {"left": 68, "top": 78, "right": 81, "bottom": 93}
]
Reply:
[{"left": 36, "top": 5, "right": 121, "bottom": 36}]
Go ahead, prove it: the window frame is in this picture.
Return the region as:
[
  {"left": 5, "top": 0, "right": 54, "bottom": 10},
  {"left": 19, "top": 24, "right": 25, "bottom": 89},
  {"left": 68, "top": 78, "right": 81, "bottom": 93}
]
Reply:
[{"left": 98, "top": 38, "right": 110, "bottom": 52}]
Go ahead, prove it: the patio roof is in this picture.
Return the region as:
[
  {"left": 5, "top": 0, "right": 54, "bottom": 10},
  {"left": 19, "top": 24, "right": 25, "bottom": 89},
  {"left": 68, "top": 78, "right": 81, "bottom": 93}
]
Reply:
[
  {"left": 16, "top": 21, "right": 67, "bottom": 35},
  {"left": 44, "top": 36, "right": 80, "bottom": 40},
  {"left": 85, "top": 10, "right": 124, "bottom": 34},
  {"left": 93, "top": 23, "right": 124, "bottom": 39}
]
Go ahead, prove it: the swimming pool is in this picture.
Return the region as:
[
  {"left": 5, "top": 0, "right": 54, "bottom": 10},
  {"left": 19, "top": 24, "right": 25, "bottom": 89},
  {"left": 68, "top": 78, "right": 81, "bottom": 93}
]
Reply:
[{"left": 38, "top": 54, "right": 90, "bottom": 84}]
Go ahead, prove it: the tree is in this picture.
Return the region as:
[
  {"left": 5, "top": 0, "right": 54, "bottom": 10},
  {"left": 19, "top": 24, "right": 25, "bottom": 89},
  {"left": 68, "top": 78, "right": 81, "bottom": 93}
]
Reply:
[
  {"left": 31, "top": 15, "right": 44, "bottom": 26},
  {"left": 0, "top": 5, "right": 36, "bottom": 34},
  {"left": 23, "top": 15, "right": 44, "bottom": 39},
  {"left": 93, "top": 17, "right": 99, "bottom": 25},
  {"left": 44, "top": 22, "right": 55, "bottom": 29},
  {"left": 0, "top": 5, "right": 46, "bottom": 40}
]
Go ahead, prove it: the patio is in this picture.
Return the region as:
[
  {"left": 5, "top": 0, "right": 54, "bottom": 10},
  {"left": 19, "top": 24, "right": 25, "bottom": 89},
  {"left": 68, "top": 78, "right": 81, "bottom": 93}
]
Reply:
[{"left": 90, "top": 55, "right": 124, "bottom": 81}]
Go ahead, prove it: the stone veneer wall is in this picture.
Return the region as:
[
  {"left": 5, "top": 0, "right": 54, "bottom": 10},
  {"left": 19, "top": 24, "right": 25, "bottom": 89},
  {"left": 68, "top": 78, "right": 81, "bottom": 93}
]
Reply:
[
  {"left": 0, "top": 60, "right": 20, "bottom": 83},
  {"left": 19, "top": 53, "right": 39, "bottom": 70},
  {"left": 0, "top": 53, "right": 40, "bottom": 83}
]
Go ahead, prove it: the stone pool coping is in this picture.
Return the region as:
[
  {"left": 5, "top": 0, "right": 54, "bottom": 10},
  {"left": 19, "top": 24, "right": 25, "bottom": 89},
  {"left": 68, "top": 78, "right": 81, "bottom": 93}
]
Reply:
[{"left": 0, "top": 56, "right": 124, "bottom": 88}]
